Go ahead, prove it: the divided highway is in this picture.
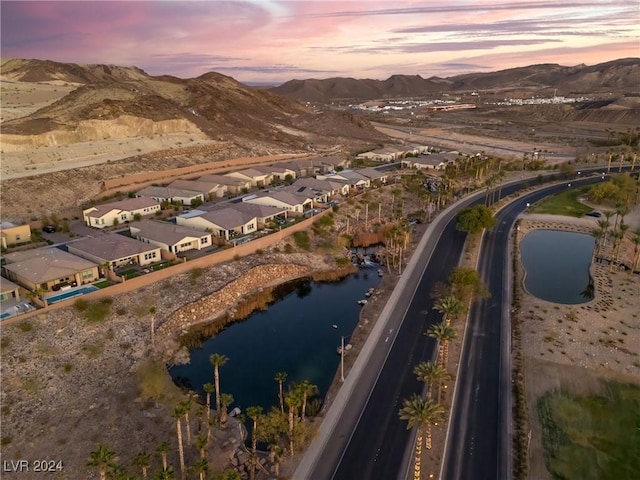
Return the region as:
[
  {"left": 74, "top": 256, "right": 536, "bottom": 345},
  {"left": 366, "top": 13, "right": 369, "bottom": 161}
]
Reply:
[{"left": 296, "top": 169, "right": 626, "bottom": 480}]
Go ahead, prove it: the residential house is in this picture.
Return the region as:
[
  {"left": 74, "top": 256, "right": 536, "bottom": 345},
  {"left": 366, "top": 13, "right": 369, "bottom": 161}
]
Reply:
[
  {"left": 83, "top": 197, "right": 161, "bottom": 229},
  {"left": 129, "top": 220, "right": 213, "bottom": 254},
  {"left": 0, "top": 222, "right": 31, "bottom": 248},
  {"left": 254, "top": 165, "right": 297, "bottom": 182},
  {"left": 176, "top": 208, "right": 258, "bottom": 241},
  {"left": 243, "top": 189, "right": 313, "bottom": 214},
  {"left": 356, "top": 146, "right": 407, "bottom": 162},
  {"left": 136, "top": 186, "right": 204, "bottom": 206},
  {"left": 68, "top": 233, "right": 162, "bottom": 269},
  {"left": 355, "top": 167, "right": 388, "bottom": 186},
  {"left": 282, "top": 184, "right": 330, "bottom": 204},
  {"left": 2, "top": 247, "right": 99, "bottom": 293},
  {"left": 167, "top": 179, "right": 227, "bottom": 200},
  {"left": 402, "top": 152, "right": 457, "bottom": 171},
  {"left": 317, "top": 170, "right": 371, "bottom": 191},
  {"left": 198, "top": 174, "right": 252, "bottom": 195},
  {"left": 225, "top": 169, "right": 273, "bottom": 188},
  {"left": 0, "top": 276, "right": 21, "bottom": 303},
  {"left": 224, "top": 203, "right": 286, "bottom": 228},
  {"left": 292, "top": 177, "right": 350, "bottom": 197}
]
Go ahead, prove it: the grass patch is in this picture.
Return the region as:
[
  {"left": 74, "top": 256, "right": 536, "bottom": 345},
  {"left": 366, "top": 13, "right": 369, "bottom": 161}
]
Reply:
[
  {"left": 17, "top": 321, "right": 33, "bottom": 332},
  {"left": 530, "top": 186, "right": 592, "bottom": 217},
  {"left": 84, "top": 298, "right": 113, "bottom": 323},
  {"left": 136, "top": 358, "right": 184, "bottom": 406},
  {"left": 293, "top": 231, "right": 311, "bottom": 250},
  {"left": 93, "top": 280, "right": 113, "bottom": 289},
  {"left": 537, "top": 382, "right": 640, "bottom": 480},
  {"left": 119, "top": 268, "right": 139, "bottom": 279}
]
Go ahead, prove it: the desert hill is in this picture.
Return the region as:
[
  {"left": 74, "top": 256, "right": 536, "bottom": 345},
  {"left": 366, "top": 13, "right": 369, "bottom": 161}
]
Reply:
[
  {"left": 272, "top": 58, "right": 640, "bottom": 102},
  {"left": 0, "top": 58, "right": 384, "bottom": 152}
]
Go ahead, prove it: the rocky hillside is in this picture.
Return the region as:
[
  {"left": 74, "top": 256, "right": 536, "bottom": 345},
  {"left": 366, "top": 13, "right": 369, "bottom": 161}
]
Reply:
[
  {"left": 272, "top": 58, "right": 640, "bottom": 102},
  {"left": 0, "top": 58, "right": 384, "bottom": 152}
]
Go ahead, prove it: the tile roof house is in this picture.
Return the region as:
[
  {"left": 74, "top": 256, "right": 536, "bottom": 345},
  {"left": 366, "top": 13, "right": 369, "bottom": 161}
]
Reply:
[
  {"left": 355, "top": 167, "right": 388, "bottom": 184},
  {"left": 2, "top": 247, "right": 99, "bottom": 292},
  {"left": 317, "top": 170, "right": 371, "bottom": 190},
  {"left": 83, "top": 197, "right": 161, "bottom": 229},
  {"left": 167, "top": 179, "right": 227, "bottom": 200},
  {"left": 176, "top": 208, "right": 258, "bottom": 241},
  {"left": 136, "top": 186, "right": 205, "bottom": 205},
  {"left": 68, "top": 233, "right": 162, "bottom": 268},
  {"left": 225, "top": 168, "right": 273, "bottom": 188},
  {"left": 0, "top": 221, "right": 31, "bottom": 248},
  {"left": 198, "top": 174, "right": 252, "bottom": 194},
  {"left": 292, "top": 177, "right": 350, "bottom": 197},
  {"left": 129, "top": 220, "right": 213, "bottom": 254},
  {"left": 243, "top": 189, "right": 314, "bottom": 214},
  {"left": 402, "top": 152, "right": 457, "bottom": 170},
  {"left": 0, "top": 276, "right": 21, "bottom": 303},
  {"left": 254, "top": 165, "right": 297, "bottom": 181}
]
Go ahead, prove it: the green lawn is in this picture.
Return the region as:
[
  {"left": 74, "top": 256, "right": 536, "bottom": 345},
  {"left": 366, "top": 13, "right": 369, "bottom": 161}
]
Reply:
[
  {"left": 537, "top": 382, "right": 640, "bottom": 480},
  {"left": 93, "top": 280, "right": 114, "bottom": 289},
  {"left": 530, "top": 186, "right": 593, "bottom": 217}
]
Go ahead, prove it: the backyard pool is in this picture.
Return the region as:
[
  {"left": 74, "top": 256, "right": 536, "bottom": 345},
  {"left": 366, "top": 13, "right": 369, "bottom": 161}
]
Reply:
[{"left": 46, "top": 285, "right": 99, "bottom": 304}]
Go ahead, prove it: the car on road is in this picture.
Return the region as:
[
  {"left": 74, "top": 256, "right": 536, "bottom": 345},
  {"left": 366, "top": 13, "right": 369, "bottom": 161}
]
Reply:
[
  {"left": 585, "top": 211, "right": 602, "bottom": 218},
  {"left": 42, "top": 225, "right": 56, "bottom": 233}
]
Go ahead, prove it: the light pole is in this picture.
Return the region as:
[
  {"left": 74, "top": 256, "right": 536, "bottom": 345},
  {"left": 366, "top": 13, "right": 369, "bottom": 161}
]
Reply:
[{"left": 340, "top": 336, "right": 345, "bottom": 382}]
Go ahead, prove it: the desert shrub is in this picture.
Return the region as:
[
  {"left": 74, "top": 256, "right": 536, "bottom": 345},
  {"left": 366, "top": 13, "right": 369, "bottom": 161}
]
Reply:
[
  {"left": 283, "top": 243, "right": 294, "bottom": 254},
  {"left": 18, "top": 321, "right": 33, "bottom": 332},
  {"left": 293, "top": 231, "right": 310, "bottom": 250},
  {"left": 190, "top": 267, "right": 203, "bottom": 285},
  {"left": 136, "top": 358, "right": 184, "bottom": 405},
  {"left": 84, "top": 298, "right": 113, "bottom": 323}
]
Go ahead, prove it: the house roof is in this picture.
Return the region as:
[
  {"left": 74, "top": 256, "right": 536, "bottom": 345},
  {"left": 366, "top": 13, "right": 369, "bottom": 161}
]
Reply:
[
  {"left": 0, "top": 276, "right": 20, "bottom": 293},
  {"left": 229, "top": 168, "right": 270, "bottom": 179},
  {"left": 200, "top": 207, "right": 257, "bottom": 230},
  {"left": 228, "top": 202, "right": 285, "bottom": 219},
  {"left": 69, "top": 233, "right": 160, "bottom": 262},
  {"left": 3, "top": 247, "right": 97, "bottom": 284},
  {"left": 355, "top": 167, "right": 386, "bottom": 180},
  {"left": 131, "top": 220, "right": 210, "bottom": 245},
  {"left": 292, "top": 177, "right": 336, "bottom": 192},
  {"left": 254, "top": 165, "right": 295, "bottom": 175},
  {"left": 249, "top": 190, "right": 312, "bottom": 207},
  {"left": 86, "top": 197, "right": 160, "bottom": 217},
  {"left": 198, "top": 174, "right": 248, "bottom": 186},
  {"left": 136, "top": 186, "right": 203, "bottom": 199},
  {"left": 168, "top": 179, "right": 222, "bottom": 194}
]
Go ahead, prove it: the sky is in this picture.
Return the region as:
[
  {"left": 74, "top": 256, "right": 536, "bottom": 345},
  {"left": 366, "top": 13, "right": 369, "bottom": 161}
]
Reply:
[{"left": 1, "top": 1, "right": 638, "bottom": 84}]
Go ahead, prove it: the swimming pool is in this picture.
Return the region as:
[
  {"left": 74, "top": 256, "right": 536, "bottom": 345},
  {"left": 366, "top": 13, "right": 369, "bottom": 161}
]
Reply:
[{"left": 46, "top": 285, "right": 99, "bottom": 304}]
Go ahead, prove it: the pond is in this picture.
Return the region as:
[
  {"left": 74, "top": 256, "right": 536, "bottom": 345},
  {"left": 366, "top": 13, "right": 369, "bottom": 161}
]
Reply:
[
  {"left": 520, "top": 230, "right": 595, "bottom": 304},
  {"left": 169, "top": 269, "right": 381, "bottom": 415}
]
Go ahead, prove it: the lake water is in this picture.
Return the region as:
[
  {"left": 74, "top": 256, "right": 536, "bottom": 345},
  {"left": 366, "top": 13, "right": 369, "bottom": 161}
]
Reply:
[
  {"left": 169, "top": 269, "right": 381, "bottom": 414},
  {"left": 520, "top": 230, "right": 595, "bottom": 304}
]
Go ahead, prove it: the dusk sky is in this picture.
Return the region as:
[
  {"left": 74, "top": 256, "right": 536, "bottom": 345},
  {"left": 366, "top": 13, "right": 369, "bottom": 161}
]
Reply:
[{"left": 1, "top": 1, "right": 638, "bottom": 84}]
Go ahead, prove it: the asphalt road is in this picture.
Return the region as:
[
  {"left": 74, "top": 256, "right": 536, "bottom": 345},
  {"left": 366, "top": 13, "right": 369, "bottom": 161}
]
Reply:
[
  {"left": 441, "top": 175, "right": 610, "bottom": 480},
  {"left": 300, "top": 167, "right": 633, "bottom": 480}
]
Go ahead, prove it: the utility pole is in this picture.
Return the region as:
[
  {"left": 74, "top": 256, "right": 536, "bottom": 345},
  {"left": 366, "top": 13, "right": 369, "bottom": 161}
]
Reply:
[
  {"left": 365, "top": 203, "right": 368, "bottom": 230},
  {"left": 340, "top": 336, "right": 345, "bottom": 382},
  {"left": 150, "top": 316, "right": 155, "bottom": 348}
]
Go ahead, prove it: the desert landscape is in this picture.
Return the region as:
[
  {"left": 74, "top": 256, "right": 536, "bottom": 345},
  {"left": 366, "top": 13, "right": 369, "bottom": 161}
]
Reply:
[{"left": 1, "top": 56, "right": 639, "bottom": 480}]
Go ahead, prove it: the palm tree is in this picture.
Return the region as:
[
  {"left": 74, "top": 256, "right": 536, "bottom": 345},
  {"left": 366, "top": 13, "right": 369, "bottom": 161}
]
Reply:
[
  {"left": 219, "top": 392, "right": 234, "bottom": 430},
  {"left": 181, "top": 396, "right": 193, "bottom": 445},
  {"left": 88, "top": 445, "right": 116, "bottom": 480},
  {"left": 173, "top": 404, "right": 187, "bottom": 480},
  {"left": 414, "top": 361, "right": 449, "bottom": 402},
  {"left": 426, "top": 322, "right": 457, "bottom": 368},
  {"left": 203, "top": 383, "right": 214, "bottom": 441},
  {"left": 298, "top": 380, "right": 318, "bottom": 422},
  {"left": 246, "top": 406, "right": 263, "bottom": 480},
  {"left": 195, "top": 435, "right": 207, "bottom": 460},
  {"left": 398, "top": 395, "right": 445, "bottom": 480},
  {"left": 591, "top": 228, "right": 604, "bottom": 261},
  {"left": 285, "top": 388, "right": 302, "bottom": 456},
  {"left": 154, "top": 466, "right": 175, "bottom": 480},
  {"left": 432, "top": 295, "right": 464, "bottom": 326},
  {"left": 274, "top": 372, "right": 287, "bottom": 414},
  {"left": 209, "top": 353, "right": 228, "bottom": 415},
  {"left": 156, "top": 441, "right": 169, "bottom": 471},
  {"left": 132, "top": 452, "right": 151, "bottom": 479},
  {"left": 189, "top": 458, "right": 208, "bottom": 480}
]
